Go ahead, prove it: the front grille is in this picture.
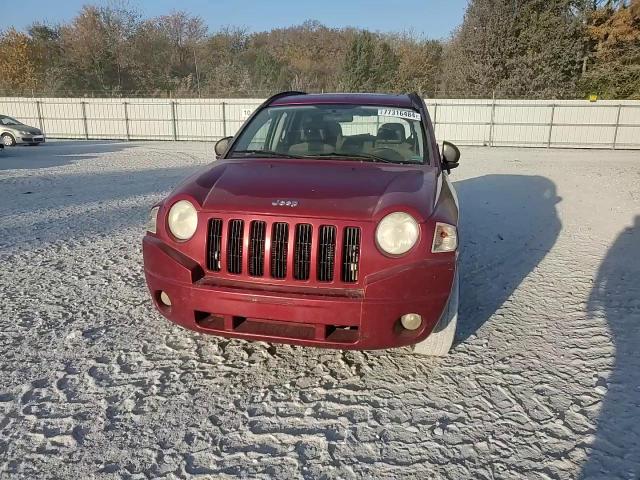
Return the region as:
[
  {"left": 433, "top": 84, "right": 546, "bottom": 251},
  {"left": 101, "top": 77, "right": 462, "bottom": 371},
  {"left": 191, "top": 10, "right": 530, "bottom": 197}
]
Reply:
[
  {"left": 271, "top": 222, "right": 289, "bottom": 279},
  {"left": 293, "top": 224, "right": 312, "bottom": 280},
  {"left": 317, "top": 225, "right": 337, "bottom": 282},
  {"left": 341, "top": 227, "right": 361, "bottom": 283},
  {"left": 227, "top": 219, "right": 244, "bottom": 274},
  {"left": 206, "top": 218, "right": 223, "bottom": 271},
  {"left": 248, "top": 221, "right": 266, "bottom": 276},
  {"left": 206, "top": 219, "right": 361, "bottom": 283}
]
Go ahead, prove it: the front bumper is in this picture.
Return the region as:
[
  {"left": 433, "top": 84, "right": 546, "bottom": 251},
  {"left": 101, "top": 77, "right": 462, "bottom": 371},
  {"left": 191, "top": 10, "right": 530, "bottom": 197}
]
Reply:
[
  {"left": 143, "top": 236, "right": 456, "bottom": 350},
  {"left": 17, "top": 135, "right": 45, "bottom": 144}
]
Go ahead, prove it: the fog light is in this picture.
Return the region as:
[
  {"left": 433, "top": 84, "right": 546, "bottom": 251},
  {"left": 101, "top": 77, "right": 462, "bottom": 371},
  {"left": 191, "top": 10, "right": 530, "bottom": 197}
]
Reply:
[
  {"left": 159, "top": 291, "right": 172, "bottom": 307},
  {"left": 400, "top": 313, "right": 422, "bottom": 331}
]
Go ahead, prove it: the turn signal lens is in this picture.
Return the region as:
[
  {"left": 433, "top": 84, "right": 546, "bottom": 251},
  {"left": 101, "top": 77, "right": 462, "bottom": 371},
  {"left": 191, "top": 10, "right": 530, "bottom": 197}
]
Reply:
[
  {"left": 432, "top": 223, "right": 458, "bottom": 253},
  {"left": 147, "top": 206, "right": 159, "bottom": 233}
]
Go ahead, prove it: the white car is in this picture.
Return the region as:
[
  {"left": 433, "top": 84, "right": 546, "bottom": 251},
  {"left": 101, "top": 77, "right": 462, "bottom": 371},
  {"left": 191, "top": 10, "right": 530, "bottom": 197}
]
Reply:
[{"left": 1, "top": 115, "right": 46, "bottom": 146}]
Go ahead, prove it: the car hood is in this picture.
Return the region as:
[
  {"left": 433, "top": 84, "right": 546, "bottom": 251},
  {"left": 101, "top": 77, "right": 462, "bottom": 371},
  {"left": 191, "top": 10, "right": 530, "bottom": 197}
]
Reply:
[
  {"left": 7, "top": 125, "right": 41, "bottom": 135},
  {"left": 174, "top": 158, "right": 438, "bottom": 222}
]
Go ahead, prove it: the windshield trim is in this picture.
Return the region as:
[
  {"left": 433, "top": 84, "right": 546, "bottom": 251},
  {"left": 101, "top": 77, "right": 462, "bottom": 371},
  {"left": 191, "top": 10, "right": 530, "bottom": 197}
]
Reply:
[{"left": 224, "top": 103, "right": 431, "bottom": 166}]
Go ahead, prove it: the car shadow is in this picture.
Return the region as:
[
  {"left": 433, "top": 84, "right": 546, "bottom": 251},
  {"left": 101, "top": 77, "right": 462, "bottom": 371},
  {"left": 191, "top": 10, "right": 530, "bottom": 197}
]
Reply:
[
  {"left": 0, "top": 140, "right": 134, "bottom": 170},
  {"left": 0, "top": 165, "right": 208, "bottom": 250},
  {"left": 580, "top": 216, "right": 640, "bottom": 479},
  {"left": 453, "top": 174, "right": 562, "bottom": 343}
]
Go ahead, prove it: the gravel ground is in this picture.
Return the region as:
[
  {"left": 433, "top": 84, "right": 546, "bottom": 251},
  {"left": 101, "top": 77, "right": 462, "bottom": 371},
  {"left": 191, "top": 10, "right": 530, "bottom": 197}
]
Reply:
[{"left": 0, "top": 140, "right": 639, "bottom": 480}]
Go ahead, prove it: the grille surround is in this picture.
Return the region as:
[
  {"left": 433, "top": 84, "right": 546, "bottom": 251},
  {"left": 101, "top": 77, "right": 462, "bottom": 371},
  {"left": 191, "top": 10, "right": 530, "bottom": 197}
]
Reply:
[
  {"left": 248, "top": 220, "right": 266, "bottom": 277},
  {"left": 293, "top": 224, "right": 313, "bottom": 280},
  {"left": 206, "top": 218, "right": 223, "bottom": 271},
  {"left": 227, "top": 219, "right": 244, "bottom": 274},
  {"left": 270, "top": 222, "right": 289, "bottom": 279},
  {"left": 341, "top": 227, "right": 361, "bottom": 283},
  {"left": 206, "top": 218, "right": 361, "bottom": 284},
  {"left": 317, "top": 225, "right": 337, "bottom": 282}
]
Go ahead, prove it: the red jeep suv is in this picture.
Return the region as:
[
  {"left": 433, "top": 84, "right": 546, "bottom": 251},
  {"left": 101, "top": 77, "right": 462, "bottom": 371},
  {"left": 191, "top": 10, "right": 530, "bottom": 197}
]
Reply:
[{"left": 143, "top": 92, "right": 461, "bottom": 355}]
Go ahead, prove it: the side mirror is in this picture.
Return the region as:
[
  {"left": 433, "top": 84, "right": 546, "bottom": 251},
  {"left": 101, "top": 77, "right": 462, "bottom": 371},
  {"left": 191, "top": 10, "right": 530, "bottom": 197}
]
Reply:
[
  {"left": 441, "top": 141, "right": 460, "bottom": 172},
  {"left": 214, "top": 136, "right": 233, "bottom": 157}
]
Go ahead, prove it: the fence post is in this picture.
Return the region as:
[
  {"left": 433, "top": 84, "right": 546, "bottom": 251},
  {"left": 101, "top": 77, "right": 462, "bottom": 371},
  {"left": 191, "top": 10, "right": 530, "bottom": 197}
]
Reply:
[
  {"left": 35, "top": 100, "right": 44, "bottom": 133},
  {"left": 123, "top": 102, "right": 130, "bottom": 141},
  {"left": 488, "top": 94, "right": 496, "bottom": 147},
  {"left": 221, "top": 101, "right": 227, "bottom": 138},
  {"left": 547, "top": 104, "right": 556, "bottom": 148},
  {"left": 612, "top": 104, "right": 622, "bottom": 150},
  {"left": 80, "top": 101, "right": 89, "bottom": 140},
  {"left": 170, "top": 101, "right": 177, "bottom": 141}
]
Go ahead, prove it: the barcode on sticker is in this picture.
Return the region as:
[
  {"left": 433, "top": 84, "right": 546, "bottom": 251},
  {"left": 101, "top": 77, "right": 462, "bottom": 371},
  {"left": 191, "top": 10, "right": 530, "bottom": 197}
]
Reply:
[{"left": 378, "top": 108, "right": 421, "bottom": 121}]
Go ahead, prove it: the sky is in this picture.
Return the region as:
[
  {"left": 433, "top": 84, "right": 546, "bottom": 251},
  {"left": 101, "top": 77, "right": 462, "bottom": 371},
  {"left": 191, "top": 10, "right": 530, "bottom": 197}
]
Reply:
[{"left": 0, "top": 0, "right": 469, "bottom": 39}]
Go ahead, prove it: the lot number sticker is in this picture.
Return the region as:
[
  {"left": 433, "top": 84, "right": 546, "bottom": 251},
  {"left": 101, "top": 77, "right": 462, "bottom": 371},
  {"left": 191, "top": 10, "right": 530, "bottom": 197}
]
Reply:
[{"left": 378, "top": 108, "right": 421, "bottom": 121}]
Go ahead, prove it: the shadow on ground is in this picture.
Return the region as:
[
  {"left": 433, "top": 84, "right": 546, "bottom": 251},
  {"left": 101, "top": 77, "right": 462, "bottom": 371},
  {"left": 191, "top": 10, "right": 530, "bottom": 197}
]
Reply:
[
  {"left": 454, "top": 174, "right": 562, "bottom": 343},
  {"left": 580, "top": 216, "right": 640, "bottom": 479},
  {"left": 0, "top": 165, "right": 207, "bottom": 249},
  {"left": 0, "top": 140, "right": 133, "bottom": 170}
]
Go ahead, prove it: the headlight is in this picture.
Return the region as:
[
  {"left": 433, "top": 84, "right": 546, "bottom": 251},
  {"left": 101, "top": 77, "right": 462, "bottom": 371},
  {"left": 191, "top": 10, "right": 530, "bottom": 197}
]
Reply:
[
  {"left": 18, "top": 130, "right": 30, "bottom": 135},
  {"left": 376, "top": 212, "right": 420, "bottom": 255},
  {"left": 432, "top": 223, "right": 458, "bottom": 253},
  {"left": 167, "top": 200, "right": 198, "bottom": 241},
  {"left": 147, "top": 206, "right": 159, "bottom": 233}
]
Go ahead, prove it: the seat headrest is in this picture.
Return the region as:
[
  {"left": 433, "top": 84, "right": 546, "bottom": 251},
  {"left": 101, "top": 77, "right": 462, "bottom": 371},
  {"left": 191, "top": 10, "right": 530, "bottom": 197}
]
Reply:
[
  {"left": 377, "top": 123, "right": 406, "bottom": 143},
  {"left": 300, "top": 118, "right": 327, "bottom": 142}
]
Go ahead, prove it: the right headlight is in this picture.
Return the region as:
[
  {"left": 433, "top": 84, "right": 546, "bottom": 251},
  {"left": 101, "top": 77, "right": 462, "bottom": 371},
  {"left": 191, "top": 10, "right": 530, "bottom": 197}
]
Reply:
[
  {"left": 432, "top": 222, "right": 458, "bottom": 253},
  {"left": 167, "top": 200, "right": 198, "bottom": 241},
  {"left": 376, "top": 212, "right": 420, "bottom": 255}
]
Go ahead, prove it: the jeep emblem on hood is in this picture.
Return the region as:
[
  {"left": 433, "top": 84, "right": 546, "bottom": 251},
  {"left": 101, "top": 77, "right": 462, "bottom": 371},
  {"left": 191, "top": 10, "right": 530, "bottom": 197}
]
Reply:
[{"left": 272, "top": 200, "right": 299, "bottom": 207}]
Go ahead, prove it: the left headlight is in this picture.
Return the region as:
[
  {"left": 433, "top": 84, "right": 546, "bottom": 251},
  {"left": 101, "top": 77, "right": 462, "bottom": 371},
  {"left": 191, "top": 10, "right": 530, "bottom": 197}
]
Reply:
[
  {"left": 146, "top": 206, "right": 159, "bottom": 233},
  {"left": 167, "top": 200, "right": 198, "bottom": 241},
  {"left": 376, "top": 212, "right": 420, "bottom": 255}
]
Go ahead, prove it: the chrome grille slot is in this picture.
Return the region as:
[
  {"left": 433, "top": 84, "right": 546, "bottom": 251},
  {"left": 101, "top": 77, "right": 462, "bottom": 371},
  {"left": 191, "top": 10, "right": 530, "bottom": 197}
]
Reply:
[
  {"left": 293, "top": 224, "right": 312, "bottom": 280},
  {"left": 317, "top": 225, "right": 337, "bottom": 282},
  {"left": 207, "top": 218, "right": 223, "bottom": 272},
  {"left": 248, "top": 220, "right": 266, "bottom": 276},
  {"left": 270, "top": 222, "right": 289, "bottom": 279},
  {"left": 341, "top": 227, "right": 361, "bottom": 283},
  {"left": 227, "top": 219, "right": 244, "bottom": 274}
]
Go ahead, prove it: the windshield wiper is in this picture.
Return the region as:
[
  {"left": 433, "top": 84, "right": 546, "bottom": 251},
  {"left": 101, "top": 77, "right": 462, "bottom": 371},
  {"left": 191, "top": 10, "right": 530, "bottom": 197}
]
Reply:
[
  {"left": 231, "top": 149, "right": 300, "bottom": 159},
  {"left": 301, "top": 152, "right": 399, "bottom": 164}
]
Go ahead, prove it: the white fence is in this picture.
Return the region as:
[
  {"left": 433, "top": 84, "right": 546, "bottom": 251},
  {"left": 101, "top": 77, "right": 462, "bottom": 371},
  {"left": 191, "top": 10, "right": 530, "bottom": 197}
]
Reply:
[{"left": 1, "top": 96, "right": 639, "bottom": 149}]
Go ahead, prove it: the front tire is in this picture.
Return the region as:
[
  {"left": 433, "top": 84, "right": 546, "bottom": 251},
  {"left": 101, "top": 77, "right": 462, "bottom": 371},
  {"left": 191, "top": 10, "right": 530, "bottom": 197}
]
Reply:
[
  {"left": 412, "top": 269, "right": 459, "bottom": 356},
  {"left": 1, "top": 134, "right": 16, "bottom": 147}
]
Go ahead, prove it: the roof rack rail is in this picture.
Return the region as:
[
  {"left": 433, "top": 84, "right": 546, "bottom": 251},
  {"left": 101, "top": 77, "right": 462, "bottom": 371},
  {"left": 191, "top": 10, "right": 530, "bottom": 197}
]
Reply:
[
  {"left": 407, "top": 92, "right": 424, "bottom": 112},
  {"left": 263, "top": 91, "right": 307, "bottom": 107}
]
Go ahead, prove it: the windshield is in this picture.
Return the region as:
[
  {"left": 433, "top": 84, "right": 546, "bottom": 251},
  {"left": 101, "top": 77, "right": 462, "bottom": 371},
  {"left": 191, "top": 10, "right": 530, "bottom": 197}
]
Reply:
[
  {"left": 228, "top": 104, "right": 428, "bottom": 165},
  {"left": 0, "top": 116, "right": 21, "bottom": 126}
]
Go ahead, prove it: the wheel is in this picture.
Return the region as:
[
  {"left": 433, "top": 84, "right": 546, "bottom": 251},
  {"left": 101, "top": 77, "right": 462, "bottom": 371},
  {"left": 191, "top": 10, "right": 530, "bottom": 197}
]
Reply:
[
  {"left": 412, "top": 269, "right": 459, "bottom": 356},
  {"left": 1, "top": 134, "right": 16, "bottom": 147}
]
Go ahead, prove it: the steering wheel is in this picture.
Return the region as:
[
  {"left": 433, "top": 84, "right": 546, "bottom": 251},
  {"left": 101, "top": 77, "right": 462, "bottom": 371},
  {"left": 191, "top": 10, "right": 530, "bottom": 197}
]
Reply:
[{"left": 371, "top": 147, "right": 405, "bottom": 163}]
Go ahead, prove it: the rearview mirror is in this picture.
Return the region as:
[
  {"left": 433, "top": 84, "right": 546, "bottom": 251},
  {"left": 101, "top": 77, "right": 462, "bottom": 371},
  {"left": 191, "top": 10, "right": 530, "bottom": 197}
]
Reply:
[
  {"left": 215, "top": 136, "right": 233, "bottom": 157},
  {"left": 442, "top": 141, "right": 460, "bottom": 172}
]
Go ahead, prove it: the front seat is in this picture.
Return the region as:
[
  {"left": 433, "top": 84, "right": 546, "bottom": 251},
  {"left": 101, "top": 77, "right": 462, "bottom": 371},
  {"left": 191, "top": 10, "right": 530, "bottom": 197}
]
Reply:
[
  {"left": 288, "top": 120, "right": 334, "bottom": 156},
  {"left": 375, "top": 123, "right": 413, "bottom": 159}
]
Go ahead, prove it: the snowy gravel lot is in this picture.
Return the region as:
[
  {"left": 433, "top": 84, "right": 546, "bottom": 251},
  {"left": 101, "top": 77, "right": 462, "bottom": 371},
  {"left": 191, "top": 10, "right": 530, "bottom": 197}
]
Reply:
[{"left": 0, "top": 140, "right": 639, "bottom": 480}]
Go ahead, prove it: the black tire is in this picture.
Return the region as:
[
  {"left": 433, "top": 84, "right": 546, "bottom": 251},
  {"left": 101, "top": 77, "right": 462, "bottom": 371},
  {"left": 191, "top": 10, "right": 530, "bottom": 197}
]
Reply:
[{"left": 1, "top": 133, "right": 16, "bottom": 147}]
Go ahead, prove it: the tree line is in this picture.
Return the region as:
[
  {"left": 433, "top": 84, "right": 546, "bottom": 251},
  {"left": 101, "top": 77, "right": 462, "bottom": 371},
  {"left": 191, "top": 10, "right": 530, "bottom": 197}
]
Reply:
[{"left": 0, "top": 0, "right": 637, "bottom": 99}]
